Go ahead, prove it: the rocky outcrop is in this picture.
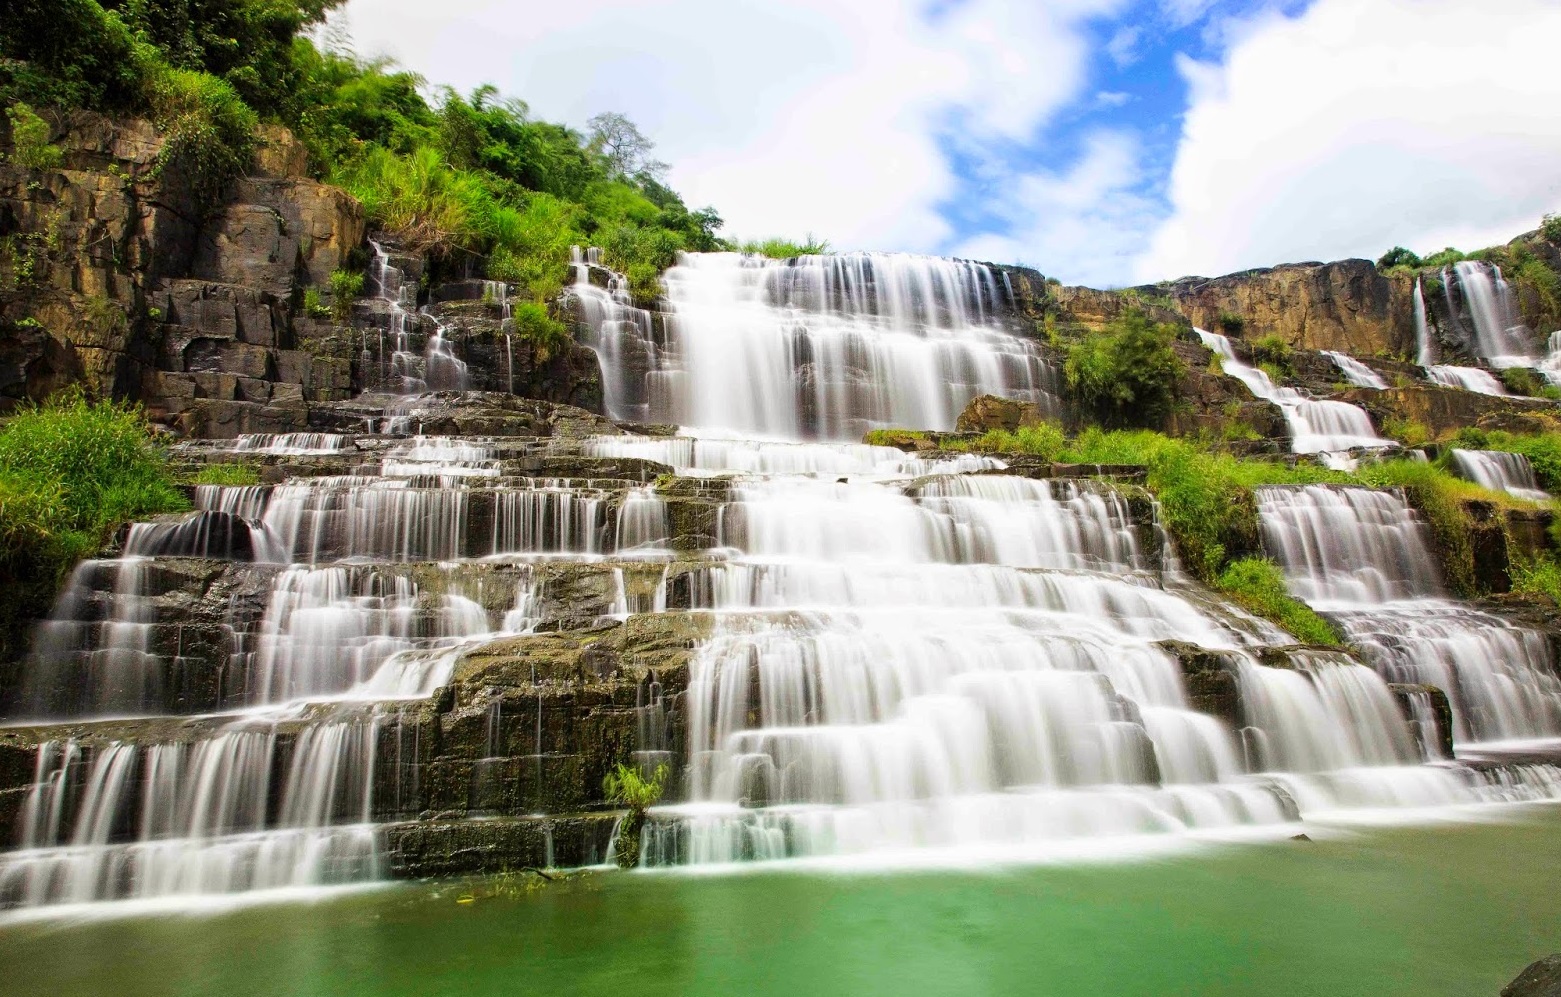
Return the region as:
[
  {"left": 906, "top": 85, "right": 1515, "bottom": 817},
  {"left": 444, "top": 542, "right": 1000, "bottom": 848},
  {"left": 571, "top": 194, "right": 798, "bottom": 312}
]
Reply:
[
  {"left": 1350, "top": 386, "right": 1561, "bottom": 440},
  {"left": 1386, "top": 683, "right": 1455, "bottom": 759},
  {"left": 1502, "top": 955, "right": 1561, "bottom": 997},
  {"left": 1157, "top": 260, "right": 1416, "bottom": 357},
  {"left": 955, "top": 393, "right": 1046, "bottom": 433}
]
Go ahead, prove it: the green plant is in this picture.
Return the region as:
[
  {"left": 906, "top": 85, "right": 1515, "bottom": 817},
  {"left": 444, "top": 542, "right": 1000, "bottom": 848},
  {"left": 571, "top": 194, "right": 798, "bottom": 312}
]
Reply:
[
  {"left": 328, "top": 268, "right": 363, "bottom": 321},
  {"left": 1543, "top": 214, "right": 1561, "bottom": 245},
  {"left": 1381, "top": 417, "right": 1431, "bottom": 449},
  {"left": 1376, "top": 246, "right": 1422, "bottom": 270},
  {"left": 1250, "top": 334, "right": 1291, "bottom": 366},
  {"left": 1510, "top": 553, "right": 1561, "bottom": 607},
  {"left": 302, "top": 286, "right": 330, "bottom": 318},
  {"left": 1216, "top": 311, "right": 1245, "bottom": 334},
  {"left": 1499, "top": 366, "right": 1545, "bottom": 397},
  {"left": 190, "top": 462, "right": 261, "bottom": 486},
  {"left": 1064, "top": 311, "right": 1185, "bottom": 428},
  {"left": 738, "top": 235, "right": 831, "bottom": 258},
  {"left": 970, "top": 422, "right": 1067, "bottom": 460},
  {"left": 144, "top": 65, "right": 258, "bottom": 207},
  {"left": 5, "top": 102, "right": 63, "bottom": 169},
  {"left": 604, "top": 761, "right": 668, "bottom": 869},
  {"left": 511, "top": 300, "right": 570, "bottom": 361},
  {"left": 1216, "top": 557, "right": 1341, "bottom": 646},
  {"left": 1421, "top": 247, "right": 1467, "bottom": 269}
]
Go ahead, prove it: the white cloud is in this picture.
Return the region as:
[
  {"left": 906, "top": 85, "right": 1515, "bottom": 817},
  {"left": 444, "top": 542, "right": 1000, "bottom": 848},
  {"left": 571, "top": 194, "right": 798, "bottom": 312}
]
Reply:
[
  {"left": 1105, "top": 25, "right": 1141, "bottom": 66},
  {"left": 1136, "top": 0, "right": 1561, "bottom": 282},
  {"left": 1095, "top": 91, "right": 1132, "bottom": 107},
  {"left": 955, "top": 131, "right": 1161, "bottom": 286},
  {"left": 334, "top": 0, "right": 1125, "bottom": 252}
]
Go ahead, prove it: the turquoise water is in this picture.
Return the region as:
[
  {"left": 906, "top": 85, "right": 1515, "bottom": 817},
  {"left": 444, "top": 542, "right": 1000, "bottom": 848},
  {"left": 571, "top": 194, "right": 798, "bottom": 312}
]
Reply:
[{"left": 3, "top": 810, "right": 1560, "bottom": 997}]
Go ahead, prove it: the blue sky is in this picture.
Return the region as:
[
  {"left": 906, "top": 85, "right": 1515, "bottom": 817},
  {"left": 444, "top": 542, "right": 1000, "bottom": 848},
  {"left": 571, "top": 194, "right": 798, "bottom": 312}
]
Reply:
[{"left": 336, "top": 0, "right": 1561, "bottom": 288}]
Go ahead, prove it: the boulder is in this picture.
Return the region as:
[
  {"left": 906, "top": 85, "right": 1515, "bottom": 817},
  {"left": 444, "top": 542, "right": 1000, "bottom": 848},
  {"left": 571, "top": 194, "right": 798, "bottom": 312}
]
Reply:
[
  {"left": 1502, "top": 955, "right": 1561, "bottom": 997},
  {"left": 956, "top": 393, "right": 1047, "bottom": 433}
]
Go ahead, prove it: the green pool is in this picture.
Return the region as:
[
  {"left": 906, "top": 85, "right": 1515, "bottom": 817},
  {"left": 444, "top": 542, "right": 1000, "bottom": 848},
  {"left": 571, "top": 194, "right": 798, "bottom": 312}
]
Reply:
[{"left": 3, "top": 809, "right": 1559, "bottom": 997}]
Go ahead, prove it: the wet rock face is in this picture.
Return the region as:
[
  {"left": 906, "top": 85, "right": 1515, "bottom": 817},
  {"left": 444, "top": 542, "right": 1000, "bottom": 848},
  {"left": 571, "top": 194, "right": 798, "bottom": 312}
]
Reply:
[
  {"left": 955, "top": 394, "right": 1046, "bottom": 433},
  {"left": 1386, "top": 683, "right": 1455, "bottom": 759},
  {"left": 1353, "top": 386, "right": 1561, "bottom": 440},
  {"left": 1161, "top": 260, "right": 1415, "bottom": 357}
]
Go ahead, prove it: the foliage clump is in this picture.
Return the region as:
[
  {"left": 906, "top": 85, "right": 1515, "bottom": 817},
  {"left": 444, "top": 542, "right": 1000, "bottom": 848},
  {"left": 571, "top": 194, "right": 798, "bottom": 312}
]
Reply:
[
  {"left": 189, "top": 462, "right": 261, "bottom": 486},
  {"left": 1376, "top": 246, "right": 1422, "bottom": 270},
  {"left": 1216, "top": 557, "right": 1340, "bottom": 646},
  {"left": 739, "top": 236, "right": 831, "bottom": 259},
  {"left": 604, "top": 762, "right": 668, "bottom": 870},
  {"left": 0, "top": 391, "right": 188, "bottom": 661},
  {"left": 4, "top": 102, "right": 63, "bottom": 169},
  {"left": 1064, "top": 311, "right": 1185, "bottom": 428}
]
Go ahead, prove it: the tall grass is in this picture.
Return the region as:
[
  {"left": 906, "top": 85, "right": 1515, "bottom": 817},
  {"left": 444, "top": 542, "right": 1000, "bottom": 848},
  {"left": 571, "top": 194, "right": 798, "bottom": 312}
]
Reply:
[
  {"left": 334, "top": 146, "right": 498, "bottom": 256},
  {"left": 0, "top": 392, "right": 188, "bottom": 663},
  {"left": 739, "top": 236, "right": 831, "bottom": 258}
]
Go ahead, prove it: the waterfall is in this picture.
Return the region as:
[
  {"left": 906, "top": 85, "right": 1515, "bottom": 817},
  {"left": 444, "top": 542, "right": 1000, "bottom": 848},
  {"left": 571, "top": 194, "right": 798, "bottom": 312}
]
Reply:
[
  {"left": 1540, "top": 331, "right": 1561, "bottom": 386},
  {"left": 235, "top": 433, "right": 350, "bottom": 455},
  {"left": 1448, "top": 449, "right": 1551, "bottom": 501},
  {"left": 567, "top": 247, "right": 660, "bottom": 422},
  {"left": 1256, "top": 485, "right": 1561, "bottom": 743},
  {"left": 0, "top": 719, "right": 382, "bottom": 907},
  {"left": 1418, "top": 275, "right": 1509, "bottom": 394},
  {"left": 1450, "top": 261, "right": 1536, "bottom": 368},
  {"left": 1414, "top": 278, "right": 1434, "bottom": 366},
  {"left": 1197, "top": 330, "right": 1390, "bottom": 464},
  {"left": 575, "top": 250, "right": 1058, "bottom": 438},
  {"left": 1322, "top": 352, "right": 1387, "bottom": 390},
  {"left": 370, "top": 241, "right": 425, "bottom": 393}
]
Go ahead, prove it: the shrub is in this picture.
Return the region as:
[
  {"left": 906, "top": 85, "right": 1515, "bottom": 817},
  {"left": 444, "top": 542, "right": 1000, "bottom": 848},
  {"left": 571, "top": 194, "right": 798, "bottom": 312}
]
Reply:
[
  {"left": 971, "top": 422, "right": 1066, "bottom": 460},
  {"left": 1064, "top": 311, "right": 1185, "bottom": 428},
  {"left": 302, "top": 286, "right": 329, "bottom": 318},
  {"left": 190, "top": 462, "right": 260, "bottom": 486},
  {"left": 0, "top": 391, "right": 187, "bottom": 661},
  {"left": 1544, "top": 214, "right": 1561, "bottom": 245},
  {"left": 1216, "top": 311, "right": 1245, "bottom": 334},
  {"left": 739, "top": 236, "right": 831, "bottom": 258},
  {"left": 4, "top": 102, "right": 63, "bottom": 169},
  {"left": 1511, "top": 553, "right": 1561, "bottom": 607},
  {"left": 1376, "top": 246, "right": 1422, "bottom": 270},
  {"left": 1250, "top": 334, "right": 1291, "bottom": 366},
  {"left": 511, "top": 300, "right": 570, "bottom": 360},
  {"left": 1500, "top": 366, "right": 1545, "bottom": 397},
  {"left": 144, "top": 65, "right": 257, "bottom": 207},
  {"left": 1381, "top": 417, "right": 1431, "bottom": 449},
  {"left": 334, "top": 145, "right": 495, "bottom": 256},
  {"left": 1421, "top": 247, "right": 1467, "bottom": 269},
  {"left": 603, "top": 761, "right": 668, "bottom": 869},
  {"left": 328, "top": 268, "right": 363, "bottom": 321},
  {"left": 1216, "top": 557, "right": 1341, "bottom": 646}
]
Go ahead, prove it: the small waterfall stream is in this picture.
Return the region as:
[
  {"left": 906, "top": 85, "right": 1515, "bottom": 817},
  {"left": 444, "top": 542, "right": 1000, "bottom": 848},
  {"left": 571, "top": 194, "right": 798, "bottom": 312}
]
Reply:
[
  {"left": 1416, "top": 276, "right": 1509, "bottom": 395},
  {"left": 1196, "top": 330, "right": 1390, "bottom": 465}
]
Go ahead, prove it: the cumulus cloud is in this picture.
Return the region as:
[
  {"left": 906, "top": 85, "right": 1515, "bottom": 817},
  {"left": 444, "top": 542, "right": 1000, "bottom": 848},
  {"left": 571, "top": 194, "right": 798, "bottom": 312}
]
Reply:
[
  {"left": 955, "top": 131, "right": 1162, "bottom": 286},
  {"left": 1135, "top": 0, "right": 1561, "bottom": 282},
  {"left": 336, "top": 0, "right": 1125, "bottom": 251}
]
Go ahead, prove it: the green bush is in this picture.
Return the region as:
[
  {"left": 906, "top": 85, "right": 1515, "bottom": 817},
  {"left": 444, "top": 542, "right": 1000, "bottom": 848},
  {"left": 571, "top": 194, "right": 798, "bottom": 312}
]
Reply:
[
  {"left": 144, "top": 64, "right": 258, "bottom": 206},
  {"left": 1065, "top": 311, "right": 1184, "bottom": 428},
  {"left": 4, "top": 102, "right": 63, "bottom": 169},
  {"left": 971, "top": 423, "right": 1066, "bottom": 461},
  {"left": 1216, "top": 557, "right": 1341, "bottom": 646},
  {"left": 1500, "top": 366, "right": 1545, "bottom": 397},
  {"left": 603, "top": 761, "right": 668, "bottom": 870},
  {"left": 1250, "top": 334, "right": 1290, "bottom": 367},
  {"left": 1511, "top": 553, "right": 1561, "bottom": 607},
  {"left": 1381, "top": 417, "right": 1431, "bottom": 448},
  {"left": 1216, "top": 311, "right": 1245, "bottom": 334},
  {"left": 0, "top": 391, "right": 188, "bottom": 660},
  {"left": 1376, "top": 246, "right": 1422, "bottom": 270},
  {"left": 328, "top": 268, "right": 363, "bottom": 321},
  {"left": 190, "top": 462, "right": 261, "bottom": 486},
  {"left": 511, "top": 301, "right": 570, "bottom": 360},
  {"left": 302, "top": 286, "right": 329, "bottom": 318},
  {"left": 1421, "top": 247, "right": 1467, "bottom": 268},
  {"left": 739, "top": 236, "right": 831, "bottom": 258},
  {"left": 1544, "top": 214, "right": 1561, "bottom": 245}
]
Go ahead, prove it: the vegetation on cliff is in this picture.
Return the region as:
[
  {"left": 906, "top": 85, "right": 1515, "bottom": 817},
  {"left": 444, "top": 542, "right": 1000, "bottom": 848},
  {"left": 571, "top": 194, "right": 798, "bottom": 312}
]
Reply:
[
  {"left": 1063, "top": 311, "right": 1186, "bottom": 428},
  {"left": 0, "top": 0, "right": 730, "bottom": 303},
  {"left": 0, "top": 392, "right": 186, "bottom": 661}
]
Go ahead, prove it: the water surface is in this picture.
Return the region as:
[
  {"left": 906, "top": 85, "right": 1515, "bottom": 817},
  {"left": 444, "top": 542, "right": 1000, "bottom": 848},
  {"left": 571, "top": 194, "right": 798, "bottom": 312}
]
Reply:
[{"left": 3, "top": 809, "right": 1559, "bottom": 997}]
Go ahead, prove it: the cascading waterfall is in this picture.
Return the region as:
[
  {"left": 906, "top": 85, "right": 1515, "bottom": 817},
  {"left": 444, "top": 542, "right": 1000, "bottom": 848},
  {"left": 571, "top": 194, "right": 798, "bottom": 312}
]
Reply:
[
  {"left": 1449, "top": 261, "right": 1536, "bottom": 369},
  {"left": 1416, "top": 276, "right": 1508, "bottom": 395},
  {"left": 370, "top": 241, "right": 425, "bottom": 393},
  {"left": 1322, "top": 351, "right": 1387, "bottom": 390},
  {"left": 1197, "top": 330, "right": 1390, "bottom": 465},
  {"left": 10, "top": 243, "right": 1561, "bottom": 911},
  {"left": 1256, "top": 485, "right": 1561, "bottom": 743},
  {"left": 1540, "top": 331, "right": 1561, "bottom": 386},
  {"left": 576, "top": 250, "right": 1058, "bottom": 438},
  {"left": 1448, "top": 449, "right": 1552, "bottom": 501}
]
